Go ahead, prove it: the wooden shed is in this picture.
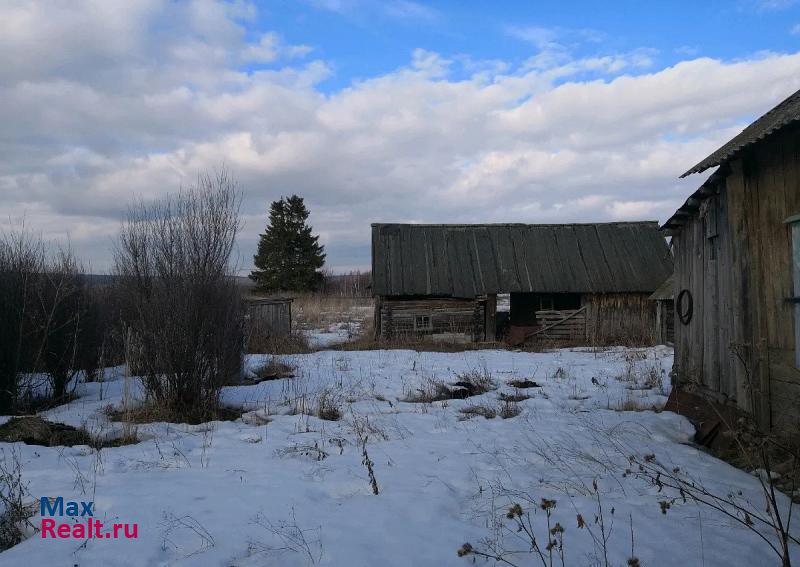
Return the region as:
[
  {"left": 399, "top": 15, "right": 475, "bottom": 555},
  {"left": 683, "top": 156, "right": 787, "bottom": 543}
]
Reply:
[
  {"left": 371, "top": 222, "right": 673, "bottom": 344},
  {"left": 662, "top": 87, "right": 800, "bottom": 432},
  {"left": 245, "top": 297, "right": 292, "bottom": 338}
]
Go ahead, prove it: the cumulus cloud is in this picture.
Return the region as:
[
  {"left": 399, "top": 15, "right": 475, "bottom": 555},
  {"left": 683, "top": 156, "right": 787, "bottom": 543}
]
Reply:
[{"left": 2, "top": 0, "right": 800, "bottom": 272}]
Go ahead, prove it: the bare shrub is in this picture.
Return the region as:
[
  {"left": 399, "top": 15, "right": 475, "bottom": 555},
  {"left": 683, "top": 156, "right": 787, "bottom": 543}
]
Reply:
[
  {"left": 0, "top": 447, "right": 36, "bottom": 551},
  {"left": 405, "top": 369, "right": 497, "bottom": 403},
  {"left": 453, "top": 368, "right": 496, "bottom": 396},
  {"left": 353, "top": 415, "right": 379, "bottom": 495},
  {"left": 0, "top": 230, "right": 115, "bottom": 412},
  {"left": 498, "top": 399, "right": 522, "bottom": 419},
  {"left": 316, "top": 391, "right": 342, "bottom": 421},
  {"left": 250, "top": 508, "right": 323, "bottom": 564},
  {"left": 114, "top": 170, "right": 244, "bottom": 423},
  {"left": 458, "top": 499, "right": 565, "bottom": 567}
]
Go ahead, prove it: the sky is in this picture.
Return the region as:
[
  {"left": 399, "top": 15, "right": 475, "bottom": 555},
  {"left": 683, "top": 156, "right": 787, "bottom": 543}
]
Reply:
[{"left": 2, "top": 0, "right": 800, "bottom": 274}]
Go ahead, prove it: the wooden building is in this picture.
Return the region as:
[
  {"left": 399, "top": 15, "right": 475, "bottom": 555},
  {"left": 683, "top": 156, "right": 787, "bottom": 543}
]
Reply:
[
  {"left": 245, "top": 297, "right": 293, "bottom": 338},
  {"left": 371, "top": 222, "right": 673, "bottom": 344},
  {"left": 662, "top": 87, "right": 800, "bottom": 432},
  {"left": 649, "top": 274, "right": 675, "bottom": 345}
]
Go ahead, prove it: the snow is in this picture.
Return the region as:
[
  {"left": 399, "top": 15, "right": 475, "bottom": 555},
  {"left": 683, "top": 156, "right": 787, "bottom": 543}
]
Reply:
[{"left": 1, "top": 346, "right": 796, "bottom": 566}]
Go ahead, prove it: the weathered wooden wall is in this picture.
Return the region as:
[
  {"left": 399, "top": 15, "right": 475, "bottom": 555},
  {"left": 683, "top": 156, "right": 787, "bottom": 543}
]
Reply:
[
  {"left": 654, "top": 299, "right": 674, "bottom": 344},
  {"left": 584, "top": 293, "right": 657, "bottom": 345},
  {"left": 530, "top": 308, "right": 587, "bottom": 341},
  {"left": 378, "top": 298, "right": 485, "bottom": 342},
  {"left": 246, "top": 300, "right": 292, "bottom": 338},
  {"left": 673, "top": 125, "right": 800, "bottom": 430}
]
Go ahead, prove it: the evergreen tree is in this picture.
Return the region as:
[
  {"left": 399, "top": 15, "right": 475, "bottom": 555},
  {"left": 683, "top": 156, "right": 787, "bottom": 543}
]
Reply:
[{"left": 250, "top": 195, "right": 326, "bottom": 292}]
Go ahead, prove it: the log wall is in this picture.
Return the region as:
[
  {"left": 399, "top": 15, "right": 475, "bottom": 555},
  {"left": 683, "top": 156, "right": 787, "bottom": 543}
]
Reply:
[{"left": 378, "top": 298, "right": 485, "bottom": 342}]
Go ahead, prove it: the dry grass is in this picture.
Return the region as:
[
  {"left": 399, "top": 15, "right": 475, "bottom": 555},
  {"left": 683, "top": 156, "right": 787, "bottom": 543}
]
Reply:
[
  {"left": 460, "top": 405, "right": 497, "bottom": 419},
  {"left": 247, "top": 331, "right": 313, "bottom": 355},
  {"left": 498, "top": 391, "right": 531, "bottom": 403},
  {"left": 250, "top": 358, "right": 295, "bottom": 383},
  {"left": 498, "top": 399, "right": 522, "bottom": 419},
  {"left": 105, "top": 402, "right": 244, "bottom": 425},
  {"left": 291, "top": 294, "right": 372, "bottom": 330},
  {"left": 316, "top": 391, "right": 342, "bottom": 421},
  {"left": 405, "top": 368, "right": 497, "bottom": 403},
  {"left": 609, "top": 391, "right": 660, "bottom": 412},
  {"left": 404, "top": 378, "right": 454, "bottom": 403}
]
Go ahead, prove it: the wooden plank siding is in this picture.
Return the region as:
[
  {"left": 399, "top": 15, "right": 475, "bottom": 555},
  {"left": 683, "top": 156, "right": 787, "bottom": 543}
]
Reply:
[
  {"left": 246, "top": 299, "right": 292, "bottom": 338},
  {"left": 583, "top": 293, "right": 657, "bottom": 345},
  {"left": 672, "top": 125, "right": 800, "bottom": 431}
]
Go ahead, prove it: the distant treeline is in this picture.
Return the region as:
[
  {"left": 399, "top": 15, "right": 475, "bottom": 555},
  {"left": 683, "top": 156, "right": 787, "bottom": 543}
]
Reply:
[{"left": 319, "top": 270, "right": 371, "bottom": 297}]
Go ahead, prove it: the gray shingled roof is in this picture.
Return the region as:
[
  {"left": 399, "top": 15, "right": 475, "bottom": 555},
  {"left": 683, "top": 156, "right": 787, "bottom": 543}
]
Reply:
[
  {"left": 648, "top": 273, "right": 674, "bottom": 301},
  {"left": 681, "top": 87, "right": 800, "bottom": 177},
  {"left": 371, "top": 222, "right": 673, "bottom": 297}
]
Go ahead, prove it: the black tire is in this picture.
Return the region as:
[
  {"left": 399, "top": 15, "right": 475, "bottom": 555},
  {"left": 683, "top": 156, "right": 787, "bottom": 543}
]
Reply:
[{"left": 677, "top": 289, "right": 693, "bottom": 325}]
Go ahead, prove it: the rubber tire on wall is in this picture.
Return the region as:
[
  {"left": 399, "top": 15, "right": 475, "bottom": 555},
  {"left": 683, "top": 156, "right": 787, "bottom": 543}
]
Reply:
[{"left": 676, "top": 289, "right": 693, "bottom": 325}]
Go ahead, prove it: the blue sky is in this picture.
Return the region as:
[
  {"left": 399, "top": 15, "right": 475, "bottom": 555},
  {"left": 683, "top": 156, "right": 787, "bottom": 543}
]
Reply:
[
  {"left": 252, "top": 0, "right": 800, "bottom": 90},
  {"left": 1, "top": 0, "right": 799, "bottom": 272}
]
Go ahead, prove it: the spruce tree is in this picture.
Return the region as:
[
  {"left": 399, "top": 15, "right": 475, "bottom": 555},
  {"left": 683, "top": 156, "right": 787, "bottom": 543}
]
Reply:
[{"left": 250, "top": 195, "right": 326, "bottom": 292}]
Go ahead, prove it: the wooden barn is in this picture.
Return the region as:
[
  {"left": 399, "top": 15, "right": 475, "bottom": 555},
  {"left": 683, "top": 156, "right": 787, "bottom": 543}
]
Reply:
[
  {"left": 371, "top": 222, "right": 673, "bottom": 344},
  {"left": 662, "top": 87, "right": 800, "bottom": 432}
]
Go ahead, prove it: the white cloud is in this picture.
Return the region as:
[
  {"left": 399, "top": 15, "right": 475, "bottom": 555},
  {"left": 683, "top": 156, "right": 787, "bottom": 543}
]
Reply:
[
  {"left": 2, "top": 1, "right": 800, "bottom": 272},
  {"left": 753, "top": 0, "right": 796, "bottom": 12},
  {"left": 241, "top": 32, "right": 312, "bottom": 63}
]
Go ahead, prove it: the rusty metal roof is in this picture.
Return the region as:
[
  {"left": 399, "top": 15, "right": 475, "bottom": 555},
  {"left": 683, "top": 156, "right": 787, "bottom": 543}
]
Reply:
[
  {"left": 681, "top": 87, "right": 800, "bottom": 177},
  {"left": 371, "top": 222, "right": 673, "bottom": 297}
]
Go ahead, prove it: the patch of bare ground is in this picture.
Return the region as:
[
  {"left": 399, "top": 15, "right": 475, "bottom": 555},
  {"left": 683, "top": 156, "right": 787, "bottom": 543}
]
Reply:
[
  {"left": 0, "top": 416, "right": 139, "bottom": 448},
  {"left": 246, "top": 358, "right": 295, "bottom": 383},
  {"left": 105, "top": 403, "right": 245, "bottom": 425}
]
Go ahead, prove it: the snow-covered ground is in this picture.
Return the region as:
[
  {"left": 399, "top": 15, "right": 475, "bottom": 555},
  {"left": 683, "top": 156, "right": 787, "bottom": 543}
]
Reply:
[{"left": 1, "top": 346, "right": 796, "bottom": 566}]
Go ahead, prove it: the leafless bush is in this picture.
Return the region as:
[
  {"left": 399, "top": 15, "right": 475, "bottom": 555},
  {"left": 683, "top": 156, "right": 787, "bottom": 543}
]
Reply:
[
  {"left": 250, "top": 508, "right": 323, "bottom": 564},
  {"left": 405, "top": 369, "right": 497, "bottom": 403},
  {"left": 0, "top": 230, "right": 113, "bottom": 412},
  {"left": 353, "top": 415, "right": 379, "bottom": 495},
  {"left": 647, "top": 342, "right": 800, "bottom": 567},
  {"left": 316, "top": 390, "right": 342, "bottom": 421},
  {"left": 0, "top": 447, "right": 36, "bottom": 551},
  {"left": 454, "top": 368, "right": 497, "bottom": 396},
  {"left": 160, "top": 512, "right": 215, "bottom": 559},
  {"left": 458, "top": 498, "right": 565, "bottom": 567},
  {"left": 114, "top": 170, "right": 244, "bottom": 423},
  {"left": 498, "top": 399, "right": 522, "bottom": 419}
]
